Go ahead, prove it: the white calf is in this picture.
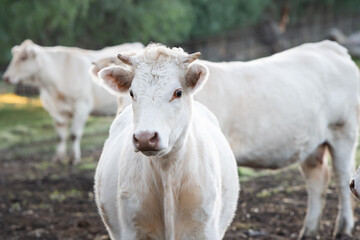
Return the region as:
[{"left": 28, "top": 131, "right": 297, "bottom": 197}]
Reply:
[
  {"left": 2, "top": 39, "right": 144, "bottom": 164},
  {"left": 94, "top": 44, "right": 239, "bottom": 239}
]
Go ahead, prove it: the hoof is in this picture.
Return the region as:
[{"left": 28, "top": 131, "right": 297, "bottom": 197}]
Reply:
[
  {"left": 334, "top": 233, "right": 352, "bottom": 240},
  {"left": 333, "top": 217, "right": 353, "bottom": 239},
  {"left": 298, "top": 235, "right": 319, "bottom": 240},
  {"left": 298, "top": 228, "right": 319, "bottom": 240},
  {"left": 52, "top": 155, "right": 66, "bottom": 164},
  {"left": 69, "top": 155, "right": 80, "bottom": 165}
]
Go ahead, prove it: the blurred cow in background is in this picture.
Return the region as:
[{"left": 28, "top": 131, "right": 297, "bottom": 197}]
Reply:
[
  {"left": 2, "top": 39, "right": 144, "bottom": 164},
  {"left": 94, "top": 40, "right": 360, "bottom": 239}
]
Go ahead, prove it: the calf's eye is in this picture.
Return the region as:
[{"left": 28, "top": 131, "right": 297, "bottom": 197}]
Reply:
[
  {"left": 175, "top": 89, "right": 182, "bottom": 98},
  {"left": 130, "top": 90, "right": 134, "bottom": 98},
  {"left": 170, "top": 88, "right": 183, "bottom": 102}
]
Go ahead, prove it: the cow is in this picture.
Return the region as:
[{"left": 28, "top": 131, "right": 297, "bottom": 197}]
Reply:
[
  {"left": 93, "top": 41, "right": 360, "bottom": 239},
  {"left": 198, "top": 41, "right": 360, "bottom": 239},
  {"left": 94, "top": 44, "right": 240, "bottom": 240},
  {"left": 2, "top": 39, "right": 144, "bottom": 164}
]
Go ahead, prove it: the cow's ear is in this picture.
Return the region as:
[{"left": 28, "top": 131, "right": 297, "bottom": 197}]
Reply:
[
  {"left": 90, "top": 63, "right": 100, "bottom": 79},
  {"left": 184, "top": 63, "right": 209, "bottom": 94},
  {"left": 24, "top": 45, "right": 36, "bottom": 59},
  {"left": 90, "top": 57, "right": 117, "bottom": 79},
  {"left": 11, "top": 46, "right": 20, "bottom": 56},
  {"left": 98, "top": 66, "right": 134, "bottom": 96}
]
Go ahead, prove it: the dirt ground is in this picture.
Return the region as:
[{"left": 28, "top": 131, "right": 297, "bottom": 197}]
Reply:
[{"left": 1, "top": 142, "right": 360, "bottom": 240}]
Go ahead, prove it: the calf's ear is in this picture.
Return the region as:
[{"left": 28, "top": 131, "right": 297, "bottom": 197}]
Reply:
[
  {"left": 98, "top": 66, "right": 134, "bottom": 96},
  {"left": 185, "top": 63, "right": 209, "bottom": 94}
]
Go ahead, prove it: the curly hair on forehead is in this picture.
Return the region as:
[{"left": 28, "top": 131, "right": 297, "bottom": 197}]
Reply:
[
  {"left": 139, "top": 43, "right": 189, "bottom": 64},
  {"left": 120, "top": 43, "right": 200, "bottom": 70}
]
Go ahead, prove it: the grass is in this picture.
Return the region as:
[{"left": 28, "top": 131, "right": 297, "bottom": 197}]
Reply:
[
  {"left": 0, "top": 80, "right": 15, "bottom": 94},
  {"left": 0, "top": 100, "right": 113, "bottom": 153},
  {"left": 353, "top": 57, "right": 360, "bottom": 67}
]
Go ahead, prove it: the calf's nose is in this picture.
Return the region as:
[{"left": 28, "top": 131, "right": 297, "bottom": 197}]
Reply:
[
  {"left": 133, "top": 131, "right": 160, "bottom": 151},
  {"left": 350, "top": 179, "right": 359, "bottom": 199}
]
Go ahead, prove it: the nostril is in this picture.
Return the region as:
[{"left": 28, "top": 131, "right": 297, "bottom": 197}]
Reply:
[
  {"left": 350, "top": 179, "right": 355, "bottom": 190},
  {"left": 133, "top": 134, "right": 139, "bottom": 145},
  {"left": 150, "top": 132, "right": 159, "bottom": 144}
]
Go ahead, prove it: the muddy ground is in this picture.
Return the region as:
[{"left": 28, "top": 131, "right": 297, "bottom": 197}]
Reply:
[{"left": 1, "top": 141, "right": 360, "bottom": 240}]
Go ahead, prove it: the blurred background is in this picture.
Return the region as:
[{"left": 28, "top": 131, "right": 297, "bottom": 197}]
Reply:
[{"left": 1, "top": 0, "right": 360, "bottom": 239}]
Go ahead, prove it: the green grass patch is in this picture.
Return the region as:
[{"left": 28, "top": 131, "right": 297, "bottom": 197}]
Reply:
[
  {"left": 353, "top": 57, "right": 360, "bottom": 68},
  {"left": 78, "top": 161, "right": 97, "bottom": 171},
  {"left": 49, "top": 189, "right": 83, "bottom": 202},
  {"left": 0, "top": 103, "right": 53, "bottom": 150},
  {"left": 0, "top": 102, "right": 113, "bottom": 152},
  {"left": 0, "top": 81, "right": 15, "bottom": 94}
]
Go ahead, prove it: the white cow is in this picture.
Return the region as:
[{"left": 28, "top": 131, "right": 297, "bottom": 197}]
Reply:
[
  {"left": 2, "top": 39, "right": 144, "bottom": 164},
  {"left": 94, "top": 44, "right": 239, "bottom": 240},
  {"left": 197, "top": 41, "right": 360, "bottom": 239},
  {"left": 94, "top": 41, "right": 360, "bottom": 239}
]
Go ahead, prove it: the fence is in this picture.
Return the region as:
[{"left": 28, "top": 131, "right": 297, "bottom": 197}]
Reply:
[{"left": 180, "top": 13, "right": 360, "bottom": 61}]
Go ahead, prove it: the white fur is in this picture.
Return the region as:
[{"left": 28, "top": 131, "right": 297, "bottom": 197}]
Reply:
[
  {"left": 96, "top": 41, "right": 360, "bottom": 238},
  {"left": 94, "top": 45, "right": 239, "bottom": 239},
  {"left": 3, "top": 40, "right": 144, "bottom": 164},
  {"left": 198, "top": 40, "right": 359, "bottom": 238}
]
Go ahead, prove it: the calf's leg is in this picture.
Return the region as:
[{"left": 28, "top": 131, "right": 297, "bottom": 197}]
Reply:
[{"left": 298, "top": 144, "right": 330, "bottom": 239}]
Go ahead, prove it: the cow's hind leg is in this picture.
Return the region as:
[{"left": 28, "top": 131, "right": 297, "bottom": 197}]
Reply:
[
  {"left": 52, "top": 121, "right": 69, "bottom": 163},
  {"left": 298, "top": 144, "right": 330, "bottom": 240},
  {"left": 328, "top": 131, "right": 357, "bottom": 238},
  {"left": 69, "top": 102, "right": 91, "bottom": 165}
]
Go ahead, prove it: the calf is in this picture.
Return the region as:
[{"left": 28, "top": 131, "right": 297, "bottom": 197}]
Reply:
[
  {"left": 93, "top": 41, "right": 360, "bottom": 238},
  {"left": 2, "top": 39, "right": 143, "bottom": 164},
  {"left": 94, "top": 44, "right": 239, "bottom": 239}
]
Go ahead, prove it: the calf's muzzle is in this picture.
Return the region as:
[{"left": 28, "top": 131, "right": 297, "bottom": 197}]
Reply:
[{"left": 133, "top": 131, "right": 160, "bottom": 152}]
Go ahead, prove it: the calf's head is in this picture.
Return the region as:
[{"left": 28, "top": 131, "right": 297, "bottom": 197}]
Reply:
[
  {"left": 3, "top": 39, "right": 39, "bottom": 85},
  {"left": 98, "top": 44, "right": 209, "bottom": 157}
]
